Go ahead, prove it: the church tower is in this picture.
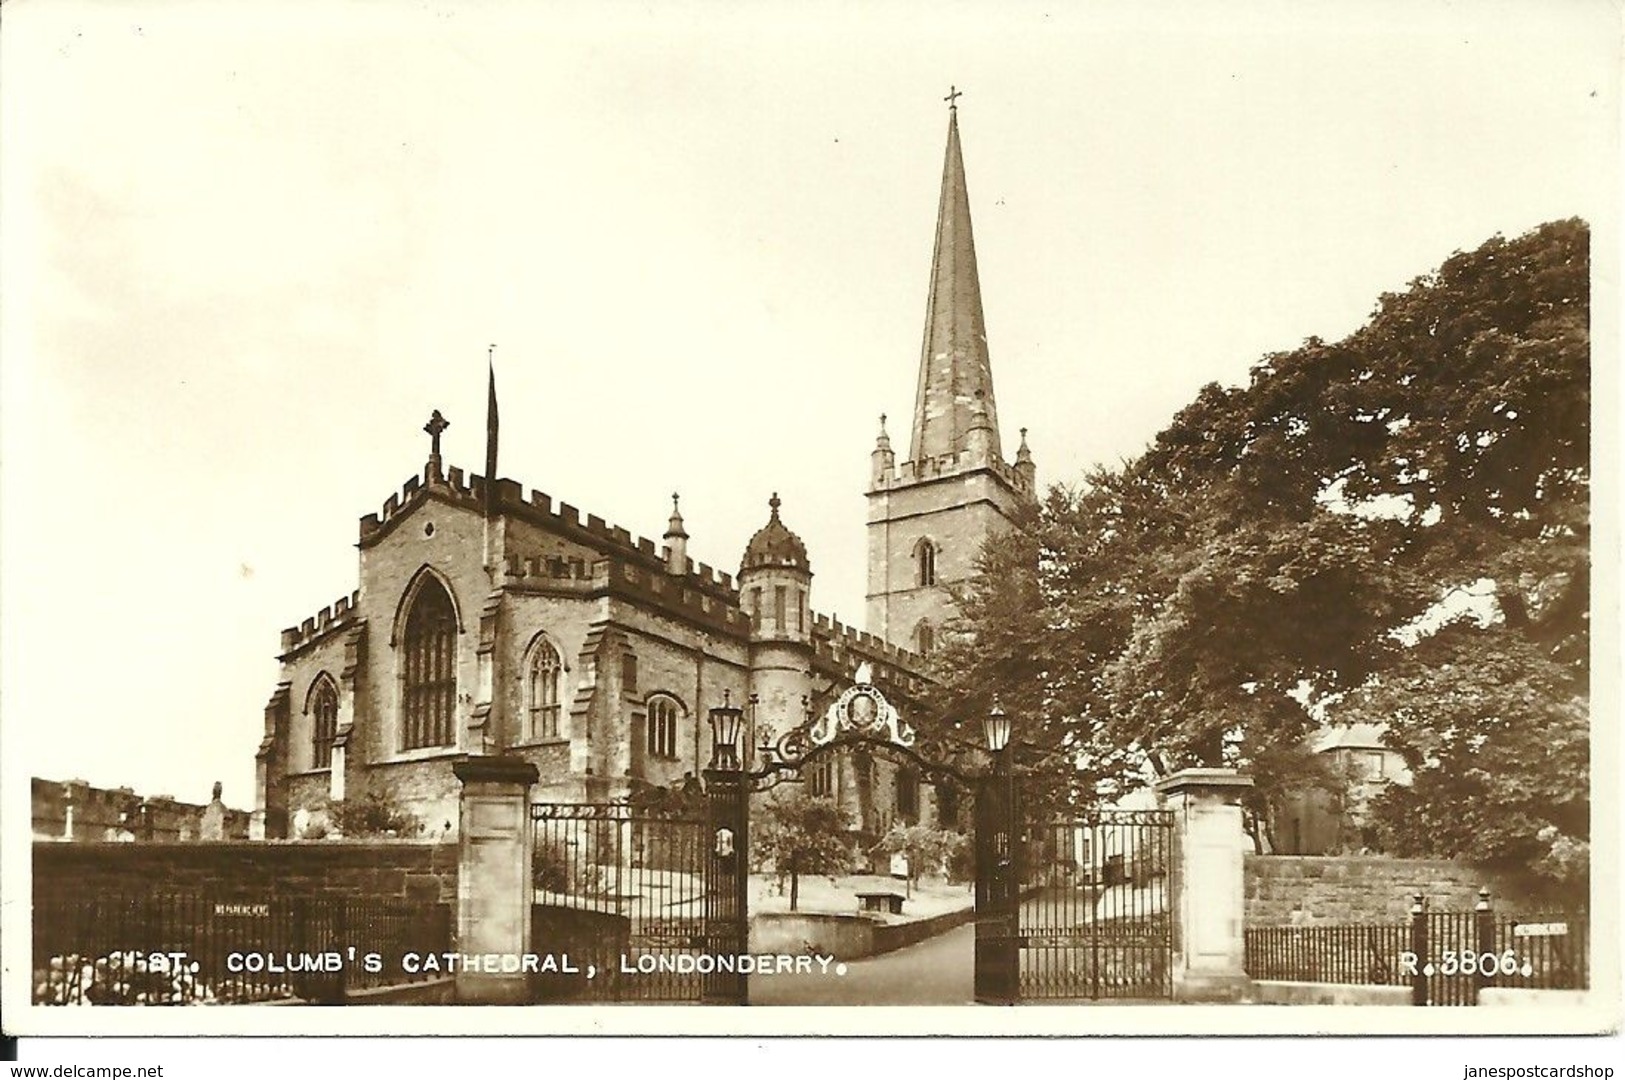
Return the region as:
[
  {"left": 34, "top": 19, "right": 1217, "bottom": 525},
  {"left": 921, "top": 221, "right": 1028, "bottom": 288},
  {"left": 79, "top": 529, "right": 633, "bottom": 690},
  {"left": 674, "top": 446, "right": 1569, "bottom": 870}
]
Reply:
[{"left": 866, "top": 94, "right": 1036, "bottom": 652}]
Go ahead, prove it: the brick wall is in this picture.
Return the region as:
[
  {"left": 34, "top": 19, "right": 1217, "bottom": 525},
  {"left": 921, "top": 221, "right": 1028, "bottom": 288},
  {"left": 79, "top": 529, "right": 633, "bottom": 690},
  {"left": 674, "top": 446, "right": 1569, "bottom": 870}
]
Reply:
[
  {"left": 34, "top": 840, "right": 459, "bottom": 906},
  {"left": 1245, "top": 855, "right": 1564, "bottom": 926}
]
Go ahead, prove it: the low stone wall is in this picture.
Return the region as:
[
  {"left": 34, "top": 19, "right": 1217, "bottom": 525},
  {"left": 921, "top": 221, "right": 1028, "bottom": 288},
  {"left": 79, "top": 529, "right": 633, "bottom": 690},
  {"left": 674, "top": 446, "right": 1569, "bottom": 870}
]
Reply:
[
  {"left": 33, "top": 839, "right": 459, "bottom": 905},
  {"left": 1245, "top": 856, "right": 1556, "bottom": 926},
  {"left": 1247, "top": 980, "right": 1411, "bottom": 1006},
  {"left": 750, "top": 912, "right": 877, "bottom": 958},
  {"left": 750, "top": 904, "right": 976, "bottom": 960},
  {"left": 872, "top": 906, "right": 978, "bottom": 954}
]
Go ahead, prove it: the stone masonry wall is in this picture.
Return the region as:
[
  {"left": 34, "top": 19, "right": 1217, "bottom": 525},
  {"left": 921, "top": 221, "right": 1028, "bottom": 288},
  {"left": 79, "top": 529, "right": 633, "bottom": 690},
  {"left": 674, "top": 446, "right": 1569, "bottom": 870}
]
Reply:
[
  {"left": 1245, "top": 855, "right": 1561, "bottom": 926},
  {"left": 34, "top": 840, "right": 459, "bottom": 906}
]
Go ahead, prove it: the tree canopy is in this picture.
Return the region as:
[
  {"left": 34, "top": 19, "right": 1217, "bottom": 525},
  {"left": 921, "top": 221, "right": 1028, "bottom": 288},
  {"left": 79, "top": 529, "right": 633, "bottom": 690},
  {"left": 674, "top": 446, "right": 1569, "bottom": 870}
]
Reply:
[{"left": 927, "top": 219, "right": 1589, "bottom": 887}]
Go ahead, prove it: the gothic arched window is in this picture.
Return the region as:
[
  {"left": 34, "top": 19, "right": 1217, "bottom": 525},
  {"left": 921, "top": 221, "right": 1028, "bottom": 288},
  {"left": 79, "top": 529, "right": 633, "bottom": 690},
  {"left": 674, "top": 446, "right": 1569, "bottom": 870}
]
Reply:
[
  {"left": 915, "top": 538, "right": 937, "bottom": 587},
  {"left": 310, "top": 676, "right": 339, "bottom": 769},
  {"left": 401, "top": 577, "right": 457, "bottom": 750},
  {"left": 915, "top": 620, "right": 935, "bottom": 655},
  {"left": 647, "top": 694, "right": 681, "bottom": 760},
  {"left": 527, "top": 637, "right": 563, "bottom": 741}
]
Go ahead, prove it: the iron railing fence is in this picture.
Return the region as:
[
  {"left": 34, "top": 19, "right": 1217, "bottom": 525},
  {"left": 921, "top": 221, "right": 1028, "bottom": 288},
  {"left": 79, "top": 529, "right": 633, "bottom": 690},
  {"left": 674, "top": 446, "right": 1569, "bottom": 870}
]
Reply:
[
  {"left": 33, "top": 892, "right": 452, "bottom": 1006},
  {"left": 530, "top": 802, "right": 710, "bottom": 1003},
  {"left": 1244, "top": 901, "right": 1588, "bottom": 1005}
]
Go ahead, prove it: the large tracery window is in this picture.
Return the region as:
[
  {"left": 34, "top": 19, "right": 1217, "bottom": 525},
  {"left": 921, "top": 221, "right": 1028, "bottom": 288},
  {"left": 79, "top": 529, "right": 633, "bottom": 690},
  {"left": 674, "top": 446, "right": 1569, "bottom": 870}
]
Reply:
[
  {"left": 528, "top": 637, "right": 563, "bottom": 741},
  {"left": 310, "top": 677, "right": 338, "bottom": 769},
  {"left": 402, "top": 578, "right": 457, "bottom": 750}
]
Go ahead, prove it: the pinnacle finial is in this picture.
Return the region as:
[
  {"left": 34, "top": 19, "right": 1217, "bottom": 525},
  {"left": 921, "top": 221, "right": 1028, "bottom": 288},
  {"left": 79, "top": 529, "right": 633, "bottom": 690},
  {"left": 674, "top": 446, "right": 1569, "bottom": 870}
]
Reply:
[
  {"left": 769, "top": 492, "right": 781, "bottom": 517},
  {"left": 875, "top": 413, "right": 893, "bottom": 453},
  {"left": 665, "top": 491, "right": 688, "bottom": 539}
]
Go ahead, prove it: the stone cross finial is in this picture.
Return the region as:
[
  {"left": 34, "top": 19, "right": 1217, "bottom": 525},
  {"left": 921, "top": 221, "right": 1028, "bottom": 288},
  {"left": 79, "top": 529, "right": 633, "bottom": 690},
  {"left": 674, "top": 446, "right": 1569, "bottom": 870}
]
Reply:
[
  {"left": 424, "top": 410, "right": 450, "bottom": 458},
  {"left": 944, "top": 85, "right": 964, "bottom": 109}
]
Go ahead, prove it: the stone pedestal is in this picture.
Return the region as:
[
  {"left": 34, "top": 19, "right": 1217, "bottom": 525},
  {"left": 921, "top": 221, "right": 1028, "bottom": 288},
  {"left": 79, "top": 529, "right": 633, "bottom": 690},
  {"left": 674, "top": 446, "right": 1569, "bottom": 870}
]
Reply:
[
  {"left": 453, "top": 756, "right": 538, "bottom": 1004},
  {"left": 1156, "top": 768, "right": 1254, "bottom": 1002}
]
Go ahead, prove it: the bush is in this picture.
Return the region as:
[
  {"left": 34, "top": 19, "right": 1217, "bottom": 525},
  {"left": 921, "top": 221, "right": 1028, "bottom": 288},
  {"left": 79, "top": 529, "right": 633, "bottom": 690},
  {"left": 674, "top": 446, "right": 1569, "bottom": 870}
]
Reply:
[{"left": 327, "top": 792, "right": 422, "bottom": 838}]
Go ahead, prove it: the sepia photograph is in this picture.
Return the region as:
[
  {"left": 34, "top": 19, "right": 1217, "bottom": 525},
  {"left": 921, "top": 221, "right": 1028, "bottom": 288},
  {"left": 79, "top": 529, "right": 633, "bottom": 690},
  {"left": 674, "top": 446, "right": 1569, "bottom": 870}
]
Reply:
[{"left": 0, "top": 0, "right": 1617, "bottom": 1052}]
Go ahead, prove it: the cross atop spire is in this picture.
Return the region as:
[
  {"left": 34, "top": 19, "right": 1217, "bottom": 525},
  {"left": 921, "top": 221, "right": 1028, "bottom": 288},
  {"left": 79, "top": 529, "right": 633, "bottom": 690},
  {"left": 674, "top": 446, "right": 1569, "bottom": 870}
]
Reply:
[{"left": 944, "top": 85, "right": 963, "bottom": 109}]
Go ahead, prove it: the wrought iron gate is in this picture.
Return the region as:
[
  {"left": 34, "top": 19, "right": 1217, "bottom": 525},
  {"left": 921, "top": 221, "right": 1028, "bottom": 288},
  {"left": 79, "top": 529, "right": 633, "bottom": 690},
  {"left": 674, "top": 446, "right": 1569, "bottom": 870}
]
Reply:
[
  {"left": 1017, "top": 809, "right": 1175, "bottom": 1000},
  {"left": 530, "top": 802, "right": 709, "bottom": 1003}
]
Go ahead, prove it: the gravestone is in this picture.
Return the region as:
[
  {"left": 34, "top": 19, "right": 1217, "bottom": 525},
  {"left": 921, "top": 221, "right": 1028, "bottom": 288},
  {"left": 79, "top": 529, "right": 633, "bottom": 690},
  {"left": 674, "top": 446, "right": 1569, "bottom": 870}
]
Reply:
[{"left": 199, "top": 781, "right": 227, "bottom": 841}]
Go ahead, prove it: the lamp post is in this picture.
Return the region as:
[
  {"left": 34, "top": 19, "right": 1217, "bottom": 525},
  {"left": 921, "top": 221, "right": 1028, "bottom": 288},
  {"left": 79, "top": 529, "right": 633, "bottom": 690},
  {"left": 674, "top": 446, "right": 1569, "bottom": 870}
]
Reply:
[
  {"left": 974, "top": 696, "right": 1019, "bottom": 1004},
  {"left": 702, "top": 690, "right": 749, "bottom": 1004}
]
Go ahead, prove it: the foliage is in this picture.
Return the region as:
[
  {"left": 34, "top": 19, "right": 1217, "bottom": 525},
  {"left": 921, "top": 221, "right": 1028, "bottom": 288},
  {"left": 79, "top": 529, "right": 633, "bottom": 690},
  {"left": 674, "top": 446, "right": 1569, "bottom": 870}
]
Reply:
[
  {"left": 928, "top": 219, "right": 1589, "bottom": 887},
  {"left": 532, "top": 836, "right": 609, "bottom": 897},
  {"left": 627, "top": 775, "right": 706, "bottom": 819},
  {"left": 872, "top": 824, "right": 969, "bottom": 888},
  {"left": 328, "top": 791, "right": 423, "bottom": 839},
  {"left": 752, "top": 793, "right": 853, "bottom": 911},
  {"left": 1356, "top": 624, "right": 1588, "bottom": 894}
]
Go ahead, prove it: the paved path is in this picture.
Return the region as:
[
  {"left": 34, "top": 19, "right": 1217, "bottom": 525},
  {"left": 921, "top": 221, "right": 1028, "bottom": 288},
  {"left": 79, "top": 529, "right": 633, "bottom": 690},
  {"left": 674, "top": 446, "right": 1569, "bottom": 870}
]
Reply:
[{"left": 748, "top": 922, "right": 975, "bottom": 1005}]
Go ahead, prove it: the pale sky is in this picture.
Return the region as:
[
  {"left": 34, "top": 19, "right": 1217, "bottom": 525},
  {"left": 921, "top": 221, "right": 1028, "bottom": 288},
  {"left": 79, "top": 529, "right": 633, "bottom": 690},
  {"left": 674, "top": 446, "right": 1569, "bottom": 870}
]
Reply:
[{"left": 2, "top": 0, "right": 1616, "bottom": 810}]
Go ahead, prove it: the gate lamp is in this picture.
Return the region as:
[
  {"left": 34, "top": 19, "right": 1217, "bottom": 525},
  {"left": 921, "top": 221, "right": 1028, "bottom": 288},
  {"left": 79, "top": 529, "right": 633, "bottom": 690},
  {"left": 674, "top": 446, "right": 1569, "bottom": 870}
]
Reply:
[
  {"left": 708, "top": 690, "right": 745, "bottom": 770},
  {"left": 983, "top": 698, "right": 1012, "bottom": 754}
]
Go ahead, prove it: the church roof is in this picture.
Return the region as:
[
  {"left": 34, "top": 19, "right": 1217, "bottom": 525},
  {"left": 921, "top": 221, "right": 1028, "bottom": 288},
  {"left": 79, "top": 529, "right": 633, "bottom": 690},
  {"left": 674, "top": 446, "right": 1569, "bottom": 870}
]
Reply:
[
  {"left": 741, "top": 493, "right": 810, "bottom": 574},
  {"left": 910, "top": 101, "right": 1003, "bottom": 464}
]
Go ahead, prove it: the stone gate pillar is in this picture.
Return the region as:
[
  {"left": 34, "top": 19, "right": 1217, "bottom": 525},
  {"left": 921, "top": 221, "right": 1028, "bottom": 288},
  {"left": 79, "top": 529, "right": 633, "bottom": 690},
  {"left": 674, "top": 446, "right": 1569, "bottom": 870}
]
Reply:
[
  {"left": 453, "top": 756, "right": 538, "bottom": 1004},
  {"left": 1155, "top": 768, "right": 1253, "bottom": 1002}
]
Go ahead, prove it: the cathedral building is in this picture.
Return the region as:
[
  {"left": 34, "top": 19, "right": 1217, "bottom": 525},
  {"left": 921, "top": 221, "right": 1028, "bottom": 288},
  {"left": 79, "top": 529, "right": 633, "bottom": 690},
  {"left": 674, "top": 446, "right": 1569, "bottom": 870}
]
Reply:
[{"left": 253, "top": 100, "right": 1035, "bottom": 842}]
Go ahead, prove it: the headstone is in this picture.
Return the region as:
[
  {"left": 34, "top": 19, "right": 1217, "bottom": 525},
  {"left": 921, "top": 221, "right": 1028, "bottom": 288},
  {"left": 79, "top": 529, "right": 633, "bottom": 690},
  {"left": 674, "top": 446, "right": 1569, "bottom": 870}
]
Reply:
[
  {"left": 199, "top": 781, "right": 227, "bottom": 841},
  {"left": 889, "top": 851, "right": 909, "bottom": 879}
]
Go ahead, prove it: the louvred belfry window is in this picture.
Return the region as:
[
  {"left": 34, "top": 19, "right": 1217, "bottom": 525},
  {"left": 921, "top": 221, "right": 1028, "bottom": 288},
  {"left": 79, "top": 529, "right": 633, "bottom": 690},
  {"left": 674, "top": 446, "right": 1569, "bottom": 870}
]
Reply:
[{"left": 402, "top": 579, "right": 457, "bottom": 750}]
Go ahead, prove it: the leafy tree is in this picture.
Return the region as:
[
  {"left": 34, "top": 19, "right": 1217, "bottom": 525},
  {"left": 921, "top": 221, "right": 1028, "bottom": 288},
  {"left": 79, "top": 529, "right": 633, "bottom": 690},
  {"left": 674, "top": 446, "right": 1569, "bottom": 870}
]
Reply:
[
  {"left": 872, "top": 824, "right": 968, "bottom": 895},
  {"left": 1355, "top": 624, "right": 1588, "bottom": 898},
  {"left": 752, "top": 793, "right": 852, "bottom": 911},
  {"left": 929, "top": 219, "right": 1589, "bottom": 879}
]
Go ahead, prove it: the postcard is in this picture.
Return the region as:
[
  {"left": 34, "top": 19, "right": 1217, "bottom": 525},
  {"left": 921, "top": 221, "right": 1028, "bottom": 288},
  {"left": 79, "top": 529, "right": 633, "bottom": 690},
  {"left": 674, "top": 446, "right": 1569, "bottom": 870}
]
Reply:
[{"left": 1, "top": 0, "right": 1617, "bottom": 1042}]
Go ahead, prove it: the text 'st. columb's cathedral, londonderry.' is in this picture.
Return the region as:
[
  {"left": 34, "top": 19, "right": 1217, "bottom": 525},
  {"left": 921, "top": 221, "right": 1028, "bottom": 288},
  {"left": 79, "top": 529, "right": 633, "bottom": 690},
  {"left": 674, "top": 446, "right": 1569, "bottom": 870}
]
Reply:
[{"left": 254, "top": 98, "right": 1038, "bottom": 842}]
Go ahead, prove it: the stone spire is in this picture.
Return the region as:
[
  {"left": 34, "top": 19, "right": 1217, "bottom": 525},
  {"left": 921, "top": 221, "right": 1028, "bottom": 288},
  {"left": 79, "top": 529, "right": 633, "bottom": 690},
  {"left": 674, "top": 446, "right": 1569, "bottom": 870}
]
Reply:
[{"left": 910, "top": 100, "right": 1002, "bottom": 465}]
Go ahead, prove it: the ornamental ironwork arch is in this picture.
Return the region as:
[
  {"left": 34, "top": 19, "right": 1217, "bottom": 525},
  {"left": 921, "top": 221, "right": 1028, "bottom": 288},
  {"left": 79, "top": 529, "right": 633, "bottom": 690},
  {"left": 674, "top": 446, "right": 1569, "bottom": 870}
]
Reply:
[{"left": 744, "top": 663, "right": 977, "bottom": 793}]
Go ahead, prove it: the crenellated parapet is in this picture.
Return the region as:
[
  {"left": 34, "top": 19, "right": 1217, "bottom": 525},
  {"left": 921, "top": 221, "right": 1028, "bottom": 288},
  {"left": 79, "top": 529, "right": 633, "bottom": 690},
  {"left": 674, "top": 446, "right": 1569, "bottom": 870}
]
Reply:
[
  {"left": 358, "top": 462, "right": 740, "bottom": 598},
  {"left": 868, "top": 450, "right": 1035, "bottom": 497},
  {"left": 503, "top": 552, "right": 751, "bottom": 637},
  {"left": 809, "top": 612, "right": 931, "bottom": 697},
  {"left": 279, "top": 591, "right": 361, "bottom": 659}
]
